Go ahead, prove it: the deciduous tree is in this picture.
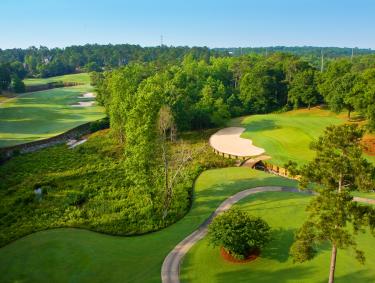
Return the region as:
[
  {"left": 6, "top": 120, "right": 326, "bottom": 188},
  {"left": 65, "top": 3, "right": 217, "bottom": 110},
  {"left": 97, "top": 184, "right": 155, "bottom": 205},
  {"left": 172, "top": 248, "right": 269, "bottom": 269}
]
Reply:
[{"left": 208, "top": 209, "right": 271, "bottom": 260}]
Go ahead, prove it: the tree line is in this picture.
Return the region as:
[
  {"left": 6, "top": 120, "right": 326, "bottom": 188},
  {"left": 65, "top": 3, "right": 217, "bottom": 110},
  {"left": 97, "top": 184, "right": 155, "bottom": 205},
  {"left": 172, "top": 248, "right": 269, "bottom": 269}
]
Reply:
[
  {"left": 217, "top": 46, "right": 375, "bottom": 69},
  {"left": 0, "top": 44, "right": 223, "bottom": 78},
  {"left": 0, "top": 62, "right": 26, "bottom": 93},
  {"left": 94, "top": 52, "right": 375, "bottom": 133}
]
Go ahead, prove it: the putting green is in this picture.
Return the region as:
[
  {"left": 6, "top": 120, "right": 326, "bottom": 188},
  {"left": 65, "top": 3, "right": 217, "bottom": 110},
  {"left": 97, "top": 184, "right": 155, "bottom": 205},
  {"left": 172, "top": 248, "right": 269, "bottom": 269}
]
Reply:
[
  {"left": 180, "top": 192, "right": 375, "bottom": 283},
  {"left": 0, "top": 85, "right": 104, "bottom": 147},
  {"left": 0, "top": 168, "right": 297, "bottom": 283},
  {"left": 230, "top": 108, "right": 344, "bottom": 166}
]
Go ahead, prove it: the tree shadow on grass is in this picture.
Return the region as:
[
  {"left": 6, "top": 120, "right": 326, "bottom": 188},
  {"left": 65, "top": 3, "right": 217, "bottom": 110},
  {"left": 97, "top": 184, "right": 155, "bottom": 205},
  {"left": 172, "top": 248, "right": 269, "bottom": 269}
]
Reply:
[
  {"left": 215, "top": 265, "right": 316, "bottom": 283},
  {"left": 261, "top": 228, "right": 295, "bottom": 263},
  {"left": 243, "top": 119, "right": 279, "bottom": 132},
  {"left": 317, "top": 270, "right": 374, "bottom": 283}
]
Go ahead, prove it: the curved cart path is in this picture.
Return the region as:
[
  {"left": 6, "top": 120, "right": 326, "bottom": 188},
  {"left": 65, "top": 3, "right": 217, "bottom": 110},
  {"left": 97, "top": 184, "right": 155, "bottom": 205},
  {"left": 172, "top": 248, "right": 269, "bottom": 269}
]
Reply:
[{"left": 161, "top": 186, "right": 375, "bottom": 283}]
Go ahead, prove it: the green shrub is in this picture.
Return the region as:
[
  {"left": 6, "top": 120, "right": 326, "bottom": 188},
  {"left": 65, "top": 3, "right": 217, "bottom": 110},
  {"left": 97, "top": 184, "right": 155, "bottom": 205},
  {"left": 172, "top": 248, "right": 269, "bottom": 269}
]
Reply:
[
  {"left": 11, "top": 75, "right": 25, "bottom": 93},
  {"left": 208, "top": 209, "right": 271, "bottom": 259},
  {"left": 89, "top": 117, "right": 109, "bottom": 133},
  {"left": 65, "top": 191, "right": 87, "bottom": 206}
]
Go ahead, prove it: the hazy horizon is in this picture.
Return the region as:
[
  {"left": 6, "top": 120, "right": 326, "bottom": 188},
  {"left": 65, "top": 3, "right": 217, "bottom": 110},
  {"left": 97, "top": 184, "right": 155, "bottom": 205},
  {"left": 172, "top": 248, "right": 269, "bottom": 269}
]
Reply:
[
  {"left": 1, "top": 44, "right": 374, "bottom": 51},
  {"left": 1, "top": 0, "right": 375, "bottom": 50}
]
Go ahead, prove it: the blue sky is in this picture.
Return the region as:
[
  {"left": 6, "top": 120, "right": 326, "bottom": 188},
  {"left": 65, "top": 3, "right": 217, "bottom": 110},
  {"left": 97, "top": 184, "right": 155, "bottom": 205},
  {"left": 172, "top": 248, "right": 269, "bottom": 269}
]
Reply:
[{"left": 1, "top": 0, "right": 374, "bottom": 49}]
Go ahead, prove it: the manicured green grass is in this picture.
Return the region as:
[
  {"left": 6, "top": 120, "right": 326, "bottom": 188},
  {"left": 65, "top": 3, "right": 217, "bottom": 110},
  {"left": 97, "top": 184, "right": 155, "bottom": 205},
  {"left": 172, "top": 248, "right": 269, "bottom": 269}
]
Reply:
[
  {"left": 0, "top": 85, "right": 104, "bottom": 147},
  {"left": 230, "top": 108, "right": 344, "bottom": 166},
  {"left": 0, "top": 168, "right": 297, "bottom": 283},
  {"left": 181, "top": 191, "right": 375, "bottom": 283},
  {"left": 23, "top": 73, "right": 90, "bottom": 86}
]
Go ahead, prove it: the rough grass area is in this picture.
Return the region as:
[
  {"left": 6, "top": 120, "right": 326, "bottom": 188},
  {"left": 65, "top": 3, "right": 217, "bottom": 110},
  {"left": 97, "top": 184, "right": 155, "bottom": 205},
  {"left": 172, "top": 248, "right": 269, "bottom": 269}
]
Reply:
[
  {"left": 0, "top": 168, "right": 296, "bottom": 283},
  {"left": 0, "top": 129, "right": 233, "bottom": 248},
  {"left": 23, "top": 73, "right": 90, "bottom": 86},
  {"left": 181, "top": 191, "right": 375, "bottom": 283},
  {"left": 230, "top": 108, "right": 344, "bottom": 166},
  {"left": 0, "top": 85, "right": 104, "bottom": 147}
]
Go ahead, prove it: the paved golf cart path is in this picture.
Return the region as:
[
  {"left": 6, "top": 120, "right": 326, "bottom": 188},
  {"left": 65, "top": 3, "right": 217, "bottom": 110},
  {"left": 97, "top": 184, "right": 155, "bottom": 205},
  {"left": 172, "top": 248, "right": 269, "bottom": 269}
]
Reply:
[{"left": 161, "top": 186, "right": 375, "bottom": 283}]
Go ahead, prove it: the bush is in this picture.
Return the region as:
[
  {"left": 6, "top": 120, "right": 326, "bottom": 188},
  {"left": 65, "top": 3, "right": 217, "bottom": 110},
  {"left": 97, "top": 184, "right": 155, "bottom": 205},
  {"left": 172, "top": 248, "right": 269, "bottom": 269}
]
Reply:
[
  {"left": 208, "top": 209, "right": 271, "bottom": 259},
  {"left": 89, "top": 118, "right": 109, "bottom": 133},
  {"left": 65, "top": 191, "right": 87, "bottom": 206},
  {"left": 11, "top": 75, "right": 25, "bottom": 93}
]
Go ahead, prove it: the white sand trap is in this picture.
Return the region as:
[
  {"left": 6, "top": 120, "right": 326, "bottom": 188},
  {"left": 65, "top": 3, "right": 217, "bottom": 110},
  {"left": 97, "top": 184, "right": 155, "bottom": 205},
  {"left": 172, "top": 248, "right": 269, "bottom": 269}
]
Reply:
[
  {"left": 209, "top": 127, "right": 265, "bottom": 157},
  {"left": 78, "top": 92, "right": 96, "bottom": 99},
  {"left": 71, "top": 101, "right": 94, "bottom": 107}
]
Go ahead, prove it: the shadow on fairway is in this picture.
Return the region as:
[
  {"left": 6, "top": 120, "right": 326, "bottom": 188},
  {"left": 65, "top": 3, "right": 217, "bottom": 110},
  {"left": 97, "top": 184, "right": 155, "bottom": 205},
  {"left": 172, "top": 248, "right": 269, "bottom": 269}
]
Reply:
[
  {"left": 261, "top": 228, "right": 295, "bottom": 263},
  {"left": 317, "top": 270, "right": 374, "bottom": 283},
  {"left": 215, "top": 265, "right": 316, "bottom": 283},
  {"left": 243, "top": 119, "right": 279, "bottom": 132}
]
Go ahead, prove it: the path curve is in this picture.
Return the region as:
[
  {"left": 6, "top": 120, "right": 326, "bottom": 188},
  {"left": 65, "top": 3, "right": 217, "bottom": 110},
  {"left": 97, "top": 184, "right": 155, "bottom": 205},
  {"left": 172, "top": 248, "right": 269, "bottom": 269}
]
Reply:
[
  {"left": 209, "top": 127, "right": 265, "bottom": 157},
  {"left": 161, "top": 187, "right": 375, "bottom": 283},
  {"left": 161, "top": 186, "right": 310, "bottom": 283}
]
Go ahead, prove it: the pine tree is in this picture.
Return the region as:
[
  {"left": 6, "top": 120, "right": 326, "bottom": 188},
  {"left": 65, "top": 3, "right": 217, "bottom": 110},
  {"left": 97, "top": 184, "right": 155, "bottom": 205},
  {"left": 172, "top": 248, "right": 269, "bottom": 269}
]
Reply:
[{"left": 287, "top": 124, "right": 375, "bottom": 283}]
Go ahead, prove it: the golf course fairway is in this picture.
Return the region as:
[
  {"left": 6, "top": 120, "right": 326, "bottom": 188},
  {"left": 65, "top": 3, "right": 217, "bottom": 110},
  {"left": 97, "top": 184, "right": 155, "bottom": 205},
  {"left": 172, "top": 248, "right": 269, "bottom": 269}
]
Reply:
[
  {"left": 180, "top": 191, "right": 375, "bottom": 283},
  {"left": 231, "top": 108, "right": 344, "bottom": 166},
  {"left": 0, "top": 85, "right": 104, "bottom": 147}
]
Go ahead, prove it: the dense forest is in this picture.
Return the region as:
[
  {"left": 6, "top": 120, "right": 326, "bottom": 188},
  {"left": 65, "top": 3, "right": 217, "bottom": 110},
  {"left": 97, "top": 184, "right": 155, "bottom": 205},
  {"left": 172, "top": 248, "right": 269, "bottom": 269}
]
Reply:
[
  {"left": 0, "top": 44, "right": 374, "bottom": 92},
  {"left": 94, "top": 52, "right": 375, "bottom": 132},
  {"left": 216, "top": 46, "right": 375, "bottom": 68},
  {"left": 0, "top": 44, "right": 222, "bottom": 79}
]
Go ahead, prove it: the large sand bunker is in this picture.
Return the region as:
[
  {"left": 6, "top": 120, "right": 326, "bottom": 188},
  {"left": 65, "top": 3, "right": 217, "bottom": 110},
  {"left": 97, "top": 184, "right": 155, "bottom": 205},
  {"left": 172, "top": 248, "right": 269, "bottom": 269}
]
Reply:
[{"left": 209, "top": 127, "right": 265, "bottom": 157}]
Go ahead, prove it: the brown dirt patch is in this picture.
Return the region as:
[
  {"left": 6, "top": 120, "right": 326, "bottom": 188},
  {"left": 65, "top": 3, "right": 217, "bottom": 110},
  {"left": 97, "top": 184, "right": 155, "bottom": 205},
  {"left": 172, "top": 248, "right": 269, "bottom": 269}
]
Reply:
[
  {"left": 220, "top": 247, "right": 260, "bottom": 263},
  {"left": 362, "top": 135, "right": 375, "bottom": 156}
]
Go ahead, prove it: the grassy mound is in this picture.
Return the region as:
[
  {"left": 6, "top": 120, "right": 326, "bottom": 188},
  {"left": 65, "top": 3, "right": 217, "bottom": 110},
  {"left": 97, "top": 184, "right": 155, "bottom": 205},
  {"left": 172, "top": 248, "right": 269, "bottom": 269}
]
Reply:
[
  {"left": 230, "top": 108, "right": 344, "bottom": 166},
  {"left": 0, "top": 85, "right": 104, "bottom": 147},
  {"left": 180, "top": 191, "right": 375, "bottom": 283},
  {"left": 0, "top": 130, "right": 232, "bottom": 247},
  {"left": 0, "top": 168, "right": 296, "bottom": 283}
]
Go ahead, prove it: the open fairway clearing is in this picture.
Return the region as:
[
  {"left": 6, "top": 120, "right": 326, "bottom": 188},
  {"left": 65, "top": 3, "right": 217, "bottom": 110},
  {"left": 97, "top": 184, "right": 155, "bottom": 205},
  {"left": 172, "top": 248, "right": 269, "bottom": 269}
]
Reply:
[
  {"left": 0, "top": 168, "right": 297, "bottom": 283},
  {"left": 23, "top": 73, "right": 90, "bottom": 86},
  {"left": 230, "top": 108, "right": 345, "bottom": 166},
  {"left": 0, "top": 85, "right": 104, "bottom": 147},
  {"left": 209, "top": 127, "right": 265, "bottom": 157},
  {"left": 180, "top": 191, "right": 375, "bottom": 283}
]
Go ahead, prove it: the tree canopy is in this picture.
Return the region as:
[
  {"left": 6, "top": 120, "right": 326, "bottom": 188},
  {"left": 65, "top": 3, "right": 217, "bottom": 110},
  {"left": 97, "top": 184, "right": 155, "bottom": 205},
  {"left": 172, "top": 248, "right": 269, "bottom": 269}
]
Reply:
[
  {"left": 208, "top": 209, "right": 271, "bottom": 260},
  {"left": 287, "top": 124, "right": 375, "bottom": 283}
]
